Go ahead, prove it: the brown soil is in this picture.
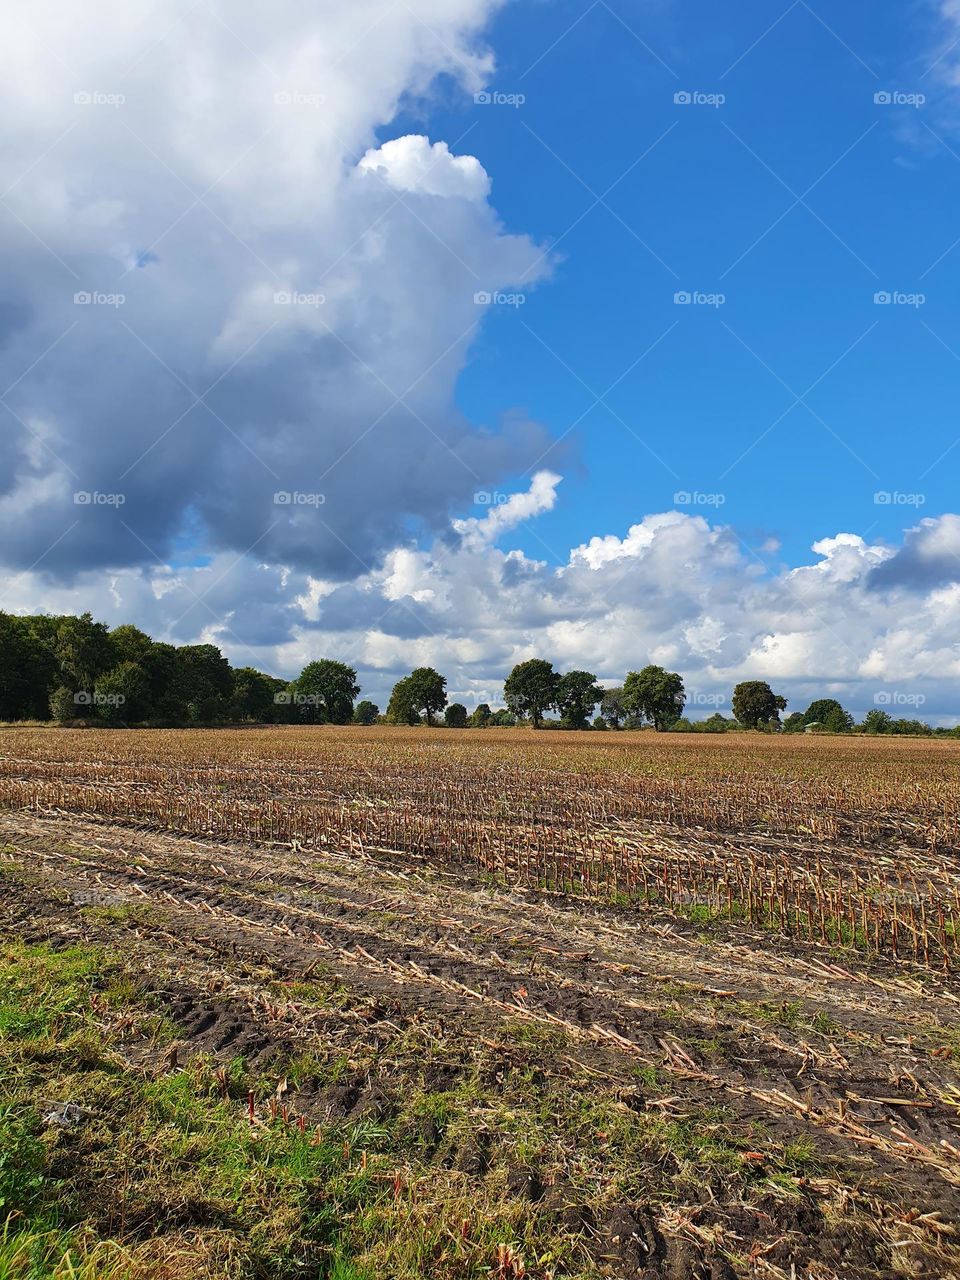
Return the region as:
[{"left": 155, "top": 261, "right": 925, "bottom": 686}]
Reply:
[{"left": 3, "top": 807, "right": 960, "bottom": 1278}]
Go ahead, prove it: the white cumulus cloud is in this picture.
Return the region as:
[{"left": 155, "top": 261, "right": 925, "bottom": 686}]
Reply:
[{"left": 5, "top": 473, "right": 960, "bottom": 719}]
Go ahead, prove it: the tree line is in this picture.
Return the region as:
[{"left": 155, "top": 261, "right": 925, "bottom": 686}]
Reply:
[
  {"left": 0, "top": 612, "right": 285, "bottom": 725},
  {"left": 0, "top": 612, "right": 953, "bottom": 735}
]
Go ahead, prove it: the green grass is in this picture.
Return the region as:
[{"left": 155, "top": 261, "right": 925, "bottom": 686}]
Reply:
[
  {"left": 0, "top": 1221, "right": 134, "bottom": 1280},
  {"left": 0, "top": 941, "right": 350, "bottom": 1278},
  {"left": 80, "top": 903, "right": 167, "bottom": 928},
  {"left": 0, "top": 938, "right": 844, "bottom": 1279},
  {"left": 0, "top": 1104, "right": 46, "bottom": 1218}
]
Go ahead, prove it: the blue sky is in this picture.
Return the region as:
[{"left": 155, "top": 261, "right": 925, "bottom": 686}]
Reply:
[
  {"left": 3, "top": 0, "right": 960, "bottom": 718},
  {"left": 386, "top": 0, "right": 960, "bottom": 566}
]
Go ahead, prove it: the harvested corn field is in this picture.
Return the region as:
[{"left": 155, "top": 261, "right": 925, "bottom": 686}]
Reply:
[
  {"left": 3, "top": 727, "right": 960, "bottom": 964},
  {"left": 3, "top": 726, "right": 960, "bottom": 1278}
]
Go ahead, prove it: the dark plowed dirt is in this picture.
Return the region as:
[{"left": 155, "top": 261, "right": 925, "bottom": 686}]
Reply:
[{"left": 3, "top": 807, "right": 960, "bottom": 1278}]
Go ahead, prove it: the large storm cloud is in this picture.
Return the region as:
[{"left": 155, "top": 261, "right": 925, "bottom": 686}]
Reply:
[{"left": 0, "top": 0, "right": 551, "bottom": 578}]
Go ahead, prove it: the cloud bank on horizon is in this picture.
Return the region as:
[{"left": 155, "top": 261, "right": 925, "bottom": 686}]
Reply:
[
  {"left": 4, "top": 466, "right": 960, "bottom": 720},
  {"left": 1, "top": 0, "right": 960, "bottom": 718}
]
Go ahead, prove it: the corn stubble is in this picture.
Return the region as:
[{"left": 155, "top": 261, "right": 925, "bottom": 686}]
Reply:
[{"left": 1, "top": 726, "right": 958, "bottom": 969}]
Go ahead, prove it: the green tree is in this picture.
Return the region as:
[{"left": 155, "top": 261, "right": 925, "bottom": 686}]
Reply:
[
  {"left": 406, "top": 667, "right": 447, "bottom": 726},
  {"left": 732, "top": 681, "right": 787, "bottom": 730},
  {"left": 861, "top": 708, "right": 892, "bottom": 735},
  {"left": 889, "top": 718, "right": 932, "bottom": 736},
  {"left": 782, "top": 712, "right": 805, "bottom": 734},
  {"left": 19, "top": 615, "right": 68, "bottom": 717},
  {"left": 353, "top": 700, "right": 379, "bottom": 725},
  {"left": 0, "top": 611, "right": 298, "bottom": 727},
  {"left": 504, "top": 659, "right": 559, "bottom": 729},
  {"left": 700, "top": 712, "right": 731, "bottom": 733},
  {"left": 291, "top": 659, "right": 360, "bottom": 724},
  {"left": 444, "top": 702, "right": 468, "bottom": 728},
  {"left": 0, "top": 614, "right": 38, "bottom": 721},
  {"left": 49, "top": 686, "right": 77, "bottom": 723},
  {"left": 600, "top": 687, "right": 628, "bottom": 729},
  {"left": 489, "top": 708, "right": 517, "bottom": 726},
  {"left": 801, "top": 698, "right": 853, "bottom": 734},
  {"left": 140, "top": 642, "right": 181, "bottom": 721},
  {"left": 54, "top": 612, "right": 115, "bottom": 695},
  {"left": 109, "top": 624, "right": 154, "bottom": 666},
  {"left": 175, "top": 644, "right": 233, "bottom": 723},
  {"left": 257, "top": 676, "right": 291, "bottom": 722},
  {"left": 231, "top": 667, "right": 277, "bottom": 722},
  {"left": 555, "top": 670, "right": 604, "bottom": 730},
  {"left": 622, "top": 666, "right": 685, "bottom": 731},
  {"left": 386, "top": 677, "right": 420, "bottom": 725},
  {"left": 469, "top": 703, "right": 492, "bottom": 728},
  {"left": 95, "top": 662, "right": 151, "bottom": 723}
]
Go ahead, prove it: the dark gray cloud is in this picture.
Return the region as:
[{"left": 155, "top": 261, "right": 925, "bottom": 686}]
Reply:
[
  {"left": 868, "top": 516, "right": 960, "bottom": 592},
  {"left": 0, "top": 1, "right": 548, "bottom": 584}
]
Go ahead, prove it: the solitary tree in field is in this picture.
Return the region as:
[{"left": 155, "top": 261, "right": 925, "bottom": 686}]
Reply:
[
  {"left": 469, "top": 703, "right": 492, "bottom": 727},
  {"left": 386, "top": 677, "right": 420, "bottom": 724},
  {"left": 801, "top": 698, "right": 853, "bottom": 734},
  {"left": 600, "top": 687, "right": 628, "bottom": 729},
  {"left": 444, "top": 702, "right": 468, "bottom": 728},
  {"left": 732, "top": 681, "right": 787, "bottom": 730},
  {"left": 353, "top": 700, "right": 379, "bottom": 725},
  {"left": 292, "top": 659, "right": 360, "bottom": 724},
  {"left": 622, "top": 666, "right": 685, "bottom": 731},
  {"left": 555, "top": 670, "right": 604, "bottom": 730},
  {"left": 504, "top": 659, "right": 559, "bottom": 728},
  {"left": 407, "top": 667, "right": 447, "bottom": 725}
]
